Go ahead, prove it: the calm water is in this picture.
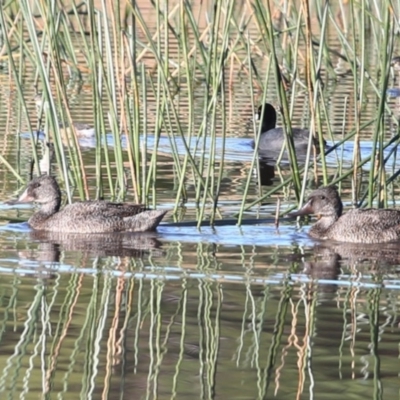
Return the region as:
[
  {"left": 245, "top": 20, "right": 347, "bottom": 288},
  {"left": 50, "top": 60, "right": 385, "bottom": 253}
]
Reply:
[{"left": 0, "top": 1, "right": 400, "bottom": 399}]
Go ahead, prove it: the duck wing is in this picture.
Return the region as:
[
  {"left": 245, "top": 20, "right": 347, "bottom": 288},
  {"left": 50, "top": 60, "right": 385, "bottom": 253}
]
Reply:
[
  {"left": 330, "top": 209, "right": 400, "bottom": 243},
  {"left": 43, "top": 201, "right": 164, "bottom": 233},
  {"left": 59, "top": 201, "right": 148, "bottom": 219},
  {"left": 348, "top": 208, "right": 400, "bottom": 224},
  {"left": 257, "top": 127, "right": 317, "bottom": 152}
]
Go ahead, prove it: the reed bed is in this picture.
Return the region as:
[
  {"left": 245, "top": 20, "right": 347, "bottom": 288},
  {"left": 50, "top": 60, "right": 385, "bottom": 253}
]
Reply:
[{"left": 0, "top": 0, "right": 399, "bottom": 222}]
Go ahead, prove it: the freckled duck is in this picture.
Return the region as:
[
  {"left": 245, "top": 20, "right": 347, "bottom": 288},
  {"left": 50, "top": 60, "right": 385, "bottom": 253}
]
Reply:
[
  {"left": 58, "top": 122, "right": 95, "bottom": 138},
  {"left": 34, "top": 94, "right": 95, "bottom": 138},
  {"left": 253, "top": 103, "right": 325, "bottom": 152},
  {"left": 13, "top": 175, "right": 167, "bottom": 233},
  {"left": 290, "top": 186, "right": 400, "bottom": 243}
]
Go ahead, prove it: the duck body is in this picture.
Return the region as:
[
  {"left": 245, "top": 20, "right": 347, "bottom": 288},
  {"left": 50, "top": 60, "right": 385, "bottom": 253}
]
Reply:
[
  {"left": 253, "top": 103, "right": 323, "bottom": 153},
  {"left": 34, "top": 95, "right": 95, "bottom": 139},
  {"left": 290, "top": 186, "right": 400, "bottom": 244},
  {"left": 257, "top": 126, "right": 312, "bottom": 152},
  {"left": 59, "top": 122, "right": 96, "bottom": 138},
  {"left": 15, "top": 175, "right": 167, "bottom": 233}
]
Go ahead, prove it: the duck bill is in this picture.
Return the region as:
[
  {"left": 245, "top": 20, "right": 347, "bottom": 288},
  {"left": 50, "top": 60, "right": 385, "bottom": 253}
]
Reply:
[
  {"left": 15, "top": 188, "right": 35, "bottom": 203},
  {"left": 288, "top": 200, "right": 314, "bottom": 217}
]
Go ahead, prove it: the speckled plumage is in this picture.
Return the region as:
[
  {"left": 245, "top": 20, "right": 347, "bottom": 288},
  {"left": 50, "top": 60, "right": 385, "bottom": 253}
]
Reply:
[
  {"left": 253, "top": 103, "right": 323, "bottom": 152},
  {"left": 16, "top": 175, "right": 167, "bottom": 233},
  {"left": 291, "top": 186, "right": 400, "bottom": 243}
]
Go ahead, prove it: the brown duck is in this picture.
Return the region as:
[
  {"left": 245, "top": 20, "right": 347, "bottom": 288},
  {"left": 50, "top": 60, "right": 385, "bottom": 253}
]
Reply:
[
  {"left": 290, "top": 186, "right": 400, "bottom": 243},
  {"left": 14, "top": 175, "right": 167, "bottom": 233}
]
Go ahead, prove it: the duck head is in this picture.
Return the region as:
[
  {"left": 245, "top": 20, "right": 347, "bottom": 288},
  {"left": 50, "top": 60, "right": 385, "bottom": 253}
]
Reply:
[
  {"left": 16, "top": 175, "right": 62, "bottom": 206},
  {"left": 256, "top": 103, "right": 277, "bottom": 132},
  {"left": 289, "top": 186, "right": 343, "bottom": 220}
]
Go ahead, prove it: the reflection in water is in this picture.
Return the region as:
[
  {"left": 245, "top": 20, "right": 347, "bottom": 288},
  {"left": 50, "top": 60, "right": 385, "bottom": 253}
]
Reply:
[
  {"left": 257, "top": 158, "right": 275, "bottom": 186},
  {"left": 0, "top": 237, "right": 398, "bottom": 398},
  {"left": 302, "top": 245, "right": 341, "bottom": 282},
  {"left": 314, "top": 240, "right": 400, "bottom": 266},
  {"left": 20, "top": 230, "right": 163, "bottom": 262},
  {"left": 301, "top": 240, "right": 400, "bottom": 287},
  {"left": 255, "top": 142, "right": 326, "bottom": 186}
]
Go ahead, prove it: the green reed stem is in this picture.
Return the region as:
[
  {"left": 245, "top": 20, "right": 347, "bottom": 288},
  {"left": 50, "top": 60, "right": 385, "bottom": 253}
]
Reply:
[
  {"left": 237, "top": 42, "right": 271, "bottom": 225},
  {"left": 297, "top": 1, "right": 329, "bottom": 205},
  {"left": 199, "top": 0, "right": 234, "bottom": 225},
  {"left": 349, "top": 1, "right": 362, "bottom": 199},
  {"left": 139, "top": 67, "right": 147, "bottom": 204},
  {"left": 211, "top": 1, "right": 234, "bottom": 222},
  {"left": 193, "top": 16, "right": 213, "bottom": 211},
  {"left": 172, "top": 1, "right": 194, "bottom": 214},
  {"left": 367, "top": 7, "right": 392, "bottom": 208},
  {"left": 255, "top": 0, "right": 302, "bottom": 200},
  {"left": 123, "top": 19, "right": 141, "bottom": 204},
  {"left": 0, "top": 5, "right": 37, "bottom": 179},
  {"left": 19, "top": 0, "right": 76, "bottom": 202},
  {"left": 85, "top": 2, "right": 105, "bottom": 200},
  {"left": 329, "top": 5, "right": 396, "bottom": 126},
  {"left": 312, "top": 2, "right": 329, "bottom": 183},
  {"left": 101, "top": 0, "right": 125, "bottom": 199},
  {"left": 129, "top": 2, "right": 216, "bottom": 211}
]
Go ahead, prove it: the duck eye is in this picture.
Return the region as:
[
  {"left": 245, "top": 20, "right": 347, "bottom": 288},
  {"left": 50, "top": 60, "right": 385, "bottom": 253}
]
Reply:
[
  {"left": 320, "top": 195, "right": 325, "bottom": 200},
  {"left": 32, "top": 182, "right": 41, "bottom": 189}
]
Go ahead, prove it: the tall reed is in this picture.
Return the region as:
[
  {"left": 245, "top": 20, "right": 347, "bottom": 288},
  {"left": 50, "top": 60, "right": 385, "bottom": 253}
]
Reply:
[{"left": 2, "top": 0, "right": 400, "bottom": 222}]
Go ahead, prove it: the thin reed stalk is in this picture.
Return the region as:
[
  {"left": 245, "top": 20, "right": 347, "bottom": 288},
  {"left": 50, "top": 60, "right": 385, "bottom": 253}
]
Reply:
[
  {"left": 128, "top": 2, "right": 217, "bottom": 212},
  {"left": 198, "top": 0, "right": 235, "bottom": 226},
  {"left": 85, "top": 1, "right": 108, "bottom": 200},
  {"left": 120, "top": 15, "right": 141, "bottom": 203},
  {"left": 302, "top": 0, "right": 329, "bottom": 185},
  {"left": 367, "top": 7, "right": 393, "bottom": 208},
  {"left": 0, "top": 5, "right": 38, "bottom": 180},
  {"left": 253, "top": 0, "right": 302, "bottom": 200},
  {"left": 101, "top": 0, "right": 125, "bottom": 199},
  {"left": 349, "top": 0, "right": 363, "bottom": 202},
  {"left": 171, "top": 1, "right": 195, "bottom": 213},
  {"left": 237, "top": 41, "right": 270, "bottom": 225}
]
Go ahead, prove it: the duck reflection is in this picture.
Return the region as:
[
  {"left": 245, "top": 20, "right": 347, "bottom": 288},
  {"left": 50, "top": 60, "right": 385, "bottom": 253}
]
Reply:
[
  {"left": 20, "top": 231, "right": 163, "bottom": 263},
  {"left": 303, "top": 240, "right": 400, "bottom": 280},
  {"left": 256, "top": 157, "right": 275, "bottom": 186},
  {"left": 302, "top": 245, "right": 341, "bottom": 281},
  {"left": 316, "top": 241, "right": 400, "bottom": 266},
  {"left": 255, "top": 148, "right": 322, "bottom": 187}
]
